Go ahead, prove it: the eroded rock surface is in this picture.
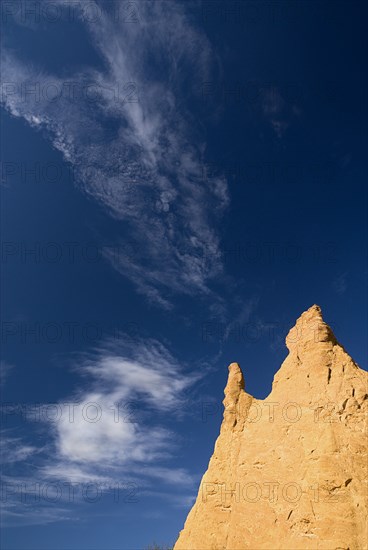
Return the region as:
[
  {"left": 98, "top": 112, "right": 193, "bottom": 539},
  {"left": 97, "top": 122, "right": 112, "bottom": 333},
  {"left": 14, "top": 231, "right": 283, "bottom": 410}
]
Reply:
[{"left": 174, "top": 305, "right": 368, "bottom": 550}]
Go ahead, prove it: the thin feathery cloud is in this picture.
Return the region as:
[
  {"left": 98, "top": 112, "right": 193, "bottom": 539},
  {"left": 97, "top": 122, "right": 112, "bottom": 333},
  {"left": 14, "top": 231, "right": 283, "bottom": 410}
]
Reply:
[
  {"left": 1, "top": 502, "right": 77, "bottom": 527},
  {"left": 1, "top": 1, "right": 229, "bottom": 308},
  {"left": 0, "top": 435, "right": 40, "bottom": 463}
]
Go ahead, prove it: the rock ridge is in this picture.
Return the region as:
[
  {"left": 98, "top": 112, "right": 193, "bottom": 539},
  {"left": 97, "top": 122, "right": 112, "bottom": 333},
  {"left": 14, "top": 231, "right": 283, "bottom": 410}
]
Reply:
[{"left": 174, "top": 305, "right": 368, "bottom": 550}]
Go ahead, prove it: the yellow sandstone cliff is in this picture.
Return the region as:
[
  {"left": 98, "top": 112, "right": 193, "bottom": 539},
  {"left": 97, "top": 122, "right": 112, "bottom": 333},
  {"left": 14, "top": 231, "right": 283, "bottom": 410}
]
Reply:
[{"left": 174, "top": 305, "right": 368, "bottom": 550}]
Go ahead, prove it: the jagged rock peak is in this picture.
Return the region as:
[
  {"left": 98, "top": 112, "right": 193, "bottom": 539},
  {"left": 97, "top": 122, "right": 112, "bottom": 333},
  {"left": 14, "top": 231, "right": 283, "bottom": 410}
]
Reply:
[
  {"left": 224, "top": 362, "right": 244, "bottom": 396},
  {"left": 286, "top": 304, "right": 337, "bottom": 351}
]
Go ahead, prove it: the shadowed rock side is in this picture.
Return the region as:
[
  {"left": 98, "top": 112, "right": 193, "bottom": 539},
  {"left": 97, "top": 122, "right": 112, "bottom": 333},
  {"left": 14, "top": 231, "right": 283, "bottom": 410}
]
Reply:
[{"left": 174, "top": 305, "right": 368, "bottom": 550}]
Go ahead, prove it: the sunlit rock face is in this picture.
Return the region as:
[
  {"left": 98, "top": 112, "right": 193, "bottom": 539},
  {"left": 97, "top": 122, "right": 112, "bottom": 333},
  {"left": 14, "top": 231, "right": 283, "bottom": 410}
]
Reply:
[{"left": 174, "top": 305, "right": 368, "bottom": 550}]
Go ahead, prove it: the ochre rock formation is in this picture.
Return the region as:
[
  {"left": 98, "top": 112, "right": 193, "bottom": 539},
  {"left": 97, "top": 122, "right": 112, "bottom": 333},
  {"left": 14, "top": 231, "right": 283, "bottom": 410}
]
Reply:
[{"left": 174, "top": 305, "right": 368, "bottom": 550}]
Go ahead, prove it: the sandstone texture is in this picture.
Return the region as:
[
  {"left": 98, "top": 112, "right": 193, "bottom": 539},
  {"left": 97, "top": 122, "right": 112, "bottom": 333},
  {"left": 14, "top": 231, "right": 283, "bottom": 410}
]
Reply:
[{"left": 174, "top": 305, "right": 368, "bottom": 550}]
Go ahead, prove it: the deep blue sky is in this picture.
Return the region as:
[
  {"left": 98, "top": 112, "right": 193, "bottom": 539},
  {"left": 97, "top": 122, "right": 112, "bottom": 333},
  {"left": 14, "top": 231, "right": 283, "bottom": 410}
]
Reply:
[{"left": 1, "top": 1, "right": 367, "bottom": 549}]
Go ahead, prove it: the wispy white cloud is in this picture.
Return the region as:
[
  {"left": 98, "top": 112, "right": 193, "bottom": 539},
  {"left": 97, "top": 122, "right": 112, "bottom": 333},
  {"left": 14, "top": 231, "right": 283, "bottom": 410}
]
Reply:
[
  {"left": 0, "top": 435, "right": 40, "bottom": 463},
  {"left": 24, "top": 336, "right": 200, "bottom": 484},
  {"left": 0, "top": 336, "right": 202, "bottom": 524},
  {"left": 1, "top": 1, "right": 229, "bottom": 308}
]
